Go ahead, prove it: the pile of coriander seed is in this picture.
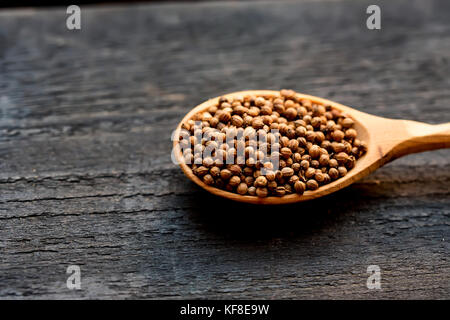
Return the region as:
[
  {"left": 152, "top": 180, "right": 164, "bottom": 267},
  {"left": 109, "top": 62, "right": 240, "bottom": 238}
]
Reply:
[{"left": 177, "top": 89, "right": 367, "bottom": 198}]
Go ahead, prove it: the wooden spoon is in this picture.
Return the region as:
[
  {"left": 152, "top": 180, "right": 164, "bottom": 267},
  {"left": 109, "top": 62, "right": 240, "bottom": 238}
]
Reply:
[{"left": 173, "top": 90, "right": 450, "bottom": 204}]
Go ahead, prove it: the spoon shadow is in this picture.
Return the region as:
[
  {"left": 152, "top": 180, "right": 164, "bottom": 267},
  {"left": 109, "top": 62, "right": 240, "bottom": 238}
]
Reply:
[{"left": 183, "top": 184, "right": 371, "bottom": 243}]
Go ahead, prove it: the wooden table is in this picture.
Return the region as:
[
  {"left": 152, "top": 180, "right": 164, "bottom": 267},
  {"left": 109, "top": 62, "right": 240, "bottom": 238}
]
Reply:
[{"left": 0, "top": 0, "right": 448, "bottom": 299}]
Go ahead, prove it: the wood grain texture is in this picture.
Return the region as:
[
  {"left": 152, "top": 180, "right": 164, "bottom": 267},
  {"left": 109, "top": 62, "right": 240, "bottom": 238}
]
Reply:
[{"left": 0, "top": 0, "right": 449, "bottom": 299}]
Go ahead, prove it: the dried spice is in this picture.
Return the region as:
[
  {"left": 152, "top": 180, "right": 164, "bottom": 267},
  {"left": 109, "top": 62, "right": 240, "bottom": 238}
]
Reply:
[{"left": 178, "top": 90, "right": 367, "bottom": 197}]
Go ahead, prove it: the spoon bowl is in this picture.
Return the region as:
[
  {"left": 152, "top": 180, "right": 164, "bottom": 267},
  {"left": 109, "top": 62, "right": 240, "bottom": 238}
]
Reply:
[{"left": 173, "top": 90, "right": 450, "bottom": 204}]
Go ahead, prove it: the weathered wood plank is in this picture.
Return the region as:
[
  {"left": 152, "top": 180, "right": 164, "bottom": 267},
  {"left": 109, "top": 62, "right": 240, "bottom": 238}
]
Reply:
[{"left": 0, "top": 0, "right": 449, "bottom": 299}]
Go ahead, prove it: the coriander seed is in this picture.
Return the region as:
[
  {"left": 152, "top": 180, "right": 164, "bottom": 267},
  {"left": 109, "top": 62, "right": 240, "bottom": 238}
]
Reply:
[
  {"left": 294, "top": 181, "right": 306, "bottom": 194},
  {"left": 255, "top": 176, "right": 268, "bottom": 187},
  {"left": 281, "top": 167, "right": 294, "bottom": 177},
  {"left": 229, "top": 176, "right": 241, "bottom": 187},
  {"left": 275, "top": 186, "right": 286, "bottom": 196},
  {"left": 256, "top": 187, "right": 269, "bottom": 198},
  {"left": 220, "top": 169, "right": 232, "bottom": 180},
  {"left": 338, "top": 166, "right": 347, "bottom": 177},
  {"left": 306, "top": 179, "right": 319, "bottom": 190},
  {"left": 203, "top": 174, "right": 214, "bottom": 185},
  {"left": 237, "top": 183, "right": 248, "bottom": 195},
  {"left": 329, "top": 168, "right": 339, "bottom": 180},
  {"left": 181, "top": 89, "right": 367, "bottom": 197}
]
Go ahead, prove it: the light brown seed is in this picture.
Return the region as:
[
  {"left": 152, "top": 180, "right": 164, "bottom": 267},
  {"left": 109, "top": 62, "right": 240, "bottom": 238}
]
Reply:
[
  {"left": 255, "top": 97, "right": 266, "bottom": 107},
  {"left": 267, "top": 180, "right": 278, "bottom": 190},
  {"left": 342, "top": 117, "right": 354, "bottom": 128},
  {"left": 229, "top": 176, "right": 241, "bottom": 187},
  {"left": 315, "top": 131, "right": 325, "bottom": 143},
  {"left": 332, "top": 142, "right": 346, "bottom": 153},
  {"left": 203, "top": 174, "right": 214, "bottom": 185},
  {"left": 288, "top": 139, "right": 299, "bottom": 151},
  {"left": 315, "top": 172, "right": 325, "bottom": 183},
  {"left": 233, "top": 105, "right": 247, "bottom": 115},
  {"left": 244, "top": 176, "right": 254, "bottom": 186},
  {"left": 329, "top": 168, "right": 339, "bottom": 179},
  {"left": 311, "top": 117, "right": 322, "bottom": 128},
  {"left": 218, "top": 111, "right": 231, "bottom": 123},
  {"left": 338, "top": 166, "right": 347, "bottom": 177},
  {"left": 256, "top": 187, "right": 269, "bottom": 198},
  {"left": 265, "top": 171, "right": 276, "bottom": 181},
  {"left": 196, "top": 166, "right": 209, "bottom": 177},
  {"left": 274, "top": 186, "right": 286, "bottom": 196},
  {"left": 251, "top": 117, "right": 264, "bottom": 129},
  {"left": 295, "top": 126, "right": 307, "bottom": 137},
  {"left": 237, "top": 183, "right": 248, "bottom": 195},
  {"left": 292, "top": 162, "right": 300, "bottom": 172},
  {"left": 319, "top": 154, "right": 329, "bottom": 167},
  {"left": 248, "top": 107, "right": 260, "bottom": 117},
  {"left": 284, "top": 108, "right": 297, "bottom": 120},
  {"left": 260, "top": 105, "right": 272, "bottom": 115},
  {"left": 229, "top": 164, "right": 242, "bottom": 175},
  {"left": 294, "top": 181, "right": 306, "bottom": 194},
  {"left": 345, "top": 128, "right": 357, "bottom": 140},
  {"left": 306, "top": 179, "right": 319, "bottom": 190},
  {"left": 289, "top": 175, "right": 299, "bottom": 184},
  {"left": 255, "top": 175, "right": 268, "bottom": 187},
  {"left": 284, "top": 99, "right": 295, "bottom": 108},
  {"left": 220, "top": 169, "right": 232, "bottom": 180},
  {"left": 300, "top": 160, "right": 310, "bottom": 170},
  {"left": 329, "top": 159, "right": 338, "bottom": 168},
  {"left": 281, "top": 167, "right": 294, "bottom": 177},
  {"left": 210, "top": 166, "right": 221, "bottom": 177},
  {"left": 332, "top": 130, "right": 345, "bottom": 142},
  {"left": 309, "top": 145, "right": 321, "bottom": 159},
  {"left": 335, "top": 152, "right": 349, "bottom": 163},
  {"left": 306, "top": 131, "right": 316, "bottom": 142},
  {"left": 305, "top": 167, "right": 316, "bottom": 179},
  {"left": 231, "top": 115, "right": 244, "bottom": 127},
  {"left": 280, "top": 147, "right": 292, "bottom": 159}
]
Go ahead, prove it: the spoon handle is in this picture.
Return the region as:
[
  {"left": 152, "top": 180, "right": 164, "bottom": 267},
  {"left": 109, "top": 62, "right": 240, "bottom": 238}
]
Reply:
[{"left": 391, "top": 120, "right": 450, "bottom": 159}]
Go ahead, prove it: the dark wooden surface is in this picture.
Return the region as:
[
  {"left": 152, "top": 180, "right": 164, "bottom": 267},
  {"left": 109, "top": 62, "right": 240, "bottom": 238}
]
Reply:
[{"left": 0, "top": 0, "right": 449, "bottom": 299}]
